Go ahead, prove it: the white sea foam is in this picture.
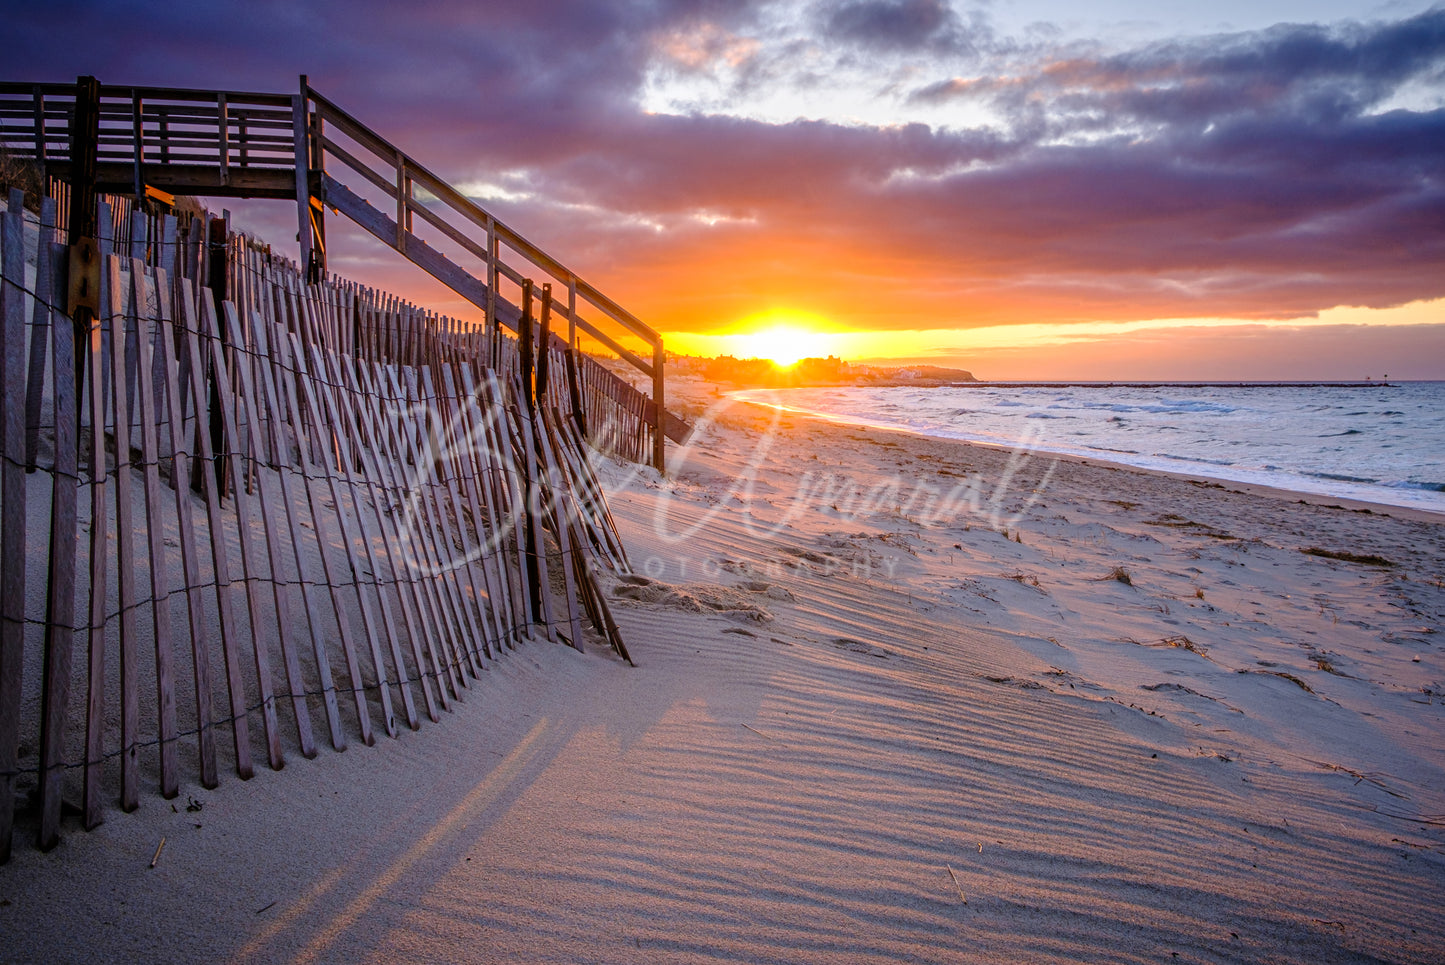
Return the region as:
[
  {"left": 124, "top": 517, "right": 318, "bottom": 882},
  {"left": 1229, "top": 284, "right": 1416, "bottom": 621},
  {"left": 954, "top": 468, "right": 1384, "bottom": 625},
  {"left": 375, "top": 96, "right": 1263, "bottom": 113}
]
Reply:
[{"left": 732, "top": 381, "right": 1445, "bottom": 513}]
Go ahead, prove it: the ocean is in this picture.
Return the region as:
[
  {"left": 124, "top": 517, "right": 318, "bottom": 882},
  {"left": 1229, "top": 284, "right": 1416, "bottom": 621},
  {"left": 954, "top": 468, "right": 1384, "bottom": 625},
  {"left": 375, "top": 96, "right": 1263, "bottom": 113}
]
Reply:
[{"left": 730, "top": 381, "right": 1445, "bottom": 515}]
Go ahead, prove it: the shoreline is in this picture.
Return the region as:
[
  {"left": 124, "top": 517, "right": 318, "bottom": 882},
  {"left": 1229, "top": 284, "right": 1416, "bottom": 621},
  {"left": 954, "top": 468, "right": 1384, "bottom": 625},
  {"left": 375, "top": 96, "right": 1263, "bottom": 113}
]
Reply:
[{"left": 724, "top": 385, "right": 1445, "bottom": 521}]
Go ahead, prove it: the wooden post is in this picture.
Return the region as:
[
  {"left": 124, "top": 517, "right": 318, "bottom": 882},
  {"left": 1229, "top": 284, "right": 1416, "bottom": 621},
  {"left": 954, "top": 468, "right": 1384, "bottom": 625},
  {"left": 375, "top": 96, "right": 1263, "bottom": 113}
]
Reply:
[
  {"left": 68, "top": 76, "right": 100, "bottom": 247},
  {"left": 293, "top": 77, "right": 323, "bottom": 283},
  {"left": 131, "top": 91, "right": 144, "bottom": 200},
  {"left": 536, "top": 284, "right": 552, "bottom": 403},
  {"left": 652, "top": 341, "right": 666, "bottom": 472}
]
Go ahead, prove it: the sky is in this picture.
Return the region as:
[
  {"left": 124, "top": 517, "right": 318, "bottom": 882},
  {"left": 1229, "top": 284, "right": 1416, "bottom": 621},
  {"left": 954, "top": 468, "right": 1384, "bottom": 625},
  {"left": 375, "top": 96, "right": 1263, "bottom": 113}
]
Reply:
[{"left": 7, "top": 0, "right": 1445, "bottom": 379}]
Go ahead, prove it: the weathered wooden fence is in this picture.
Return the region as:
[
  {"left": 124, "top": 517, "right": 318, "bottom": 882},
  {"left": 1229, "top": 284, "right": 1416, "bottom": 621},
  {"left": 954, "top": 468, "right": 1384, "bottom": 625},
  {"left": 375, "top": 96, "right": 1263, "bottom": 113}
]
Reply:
[{"left": 0, "top": 189, "right": 639, "bottom": 862}]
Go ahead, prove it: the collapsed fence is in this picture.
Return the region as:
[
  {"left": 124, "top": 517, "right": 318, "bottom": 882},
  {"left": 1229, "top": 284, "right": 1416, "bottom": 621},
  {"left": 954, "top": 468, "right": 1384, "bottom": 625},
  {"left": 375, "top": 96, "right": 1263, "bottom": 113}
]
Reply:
[{"left": 0, "top": 190, "right": 646, "bottom": 862}]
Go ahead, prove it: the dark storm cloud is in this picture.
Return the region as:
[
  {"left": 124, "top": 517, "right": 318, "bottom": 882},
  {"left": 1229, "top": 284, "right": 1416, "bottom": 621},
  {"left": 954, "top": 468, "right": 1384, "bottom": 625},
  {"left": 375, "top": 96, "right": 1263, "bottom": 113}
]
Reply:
[{"left": 814, "top": 0, "right": 977, "bottom": 53}]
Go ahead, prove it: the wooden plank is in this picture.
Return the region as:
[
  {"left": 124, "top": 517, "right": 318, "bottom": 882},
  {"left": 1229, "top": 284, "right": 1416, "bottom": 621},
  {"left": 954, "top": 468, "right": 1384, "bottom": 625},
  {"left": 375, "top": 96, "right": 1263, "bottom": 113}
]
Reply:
[
  {"left": 223, "top": 305, "right": 316, "bottom": 759},
  {"left": 150, "top": 265, "right": 220, "bottom": 789},
  {"left": 23, "top": 197, "right": 57, "bottom": 471},
  {"left": 0, "top": 201, "right": 31, "bottom": 860},
  {"left": 105, "top": 257, "right": 141, "bottom": 809},
  {"left": 37, "top": 215, "right": 81, "bottom": 850},
  {"left": 178, "top": 279, "right": 254, "bottom": 779},
  {"left": 130, "top": 262, "right": 181, "bottom": 798}
]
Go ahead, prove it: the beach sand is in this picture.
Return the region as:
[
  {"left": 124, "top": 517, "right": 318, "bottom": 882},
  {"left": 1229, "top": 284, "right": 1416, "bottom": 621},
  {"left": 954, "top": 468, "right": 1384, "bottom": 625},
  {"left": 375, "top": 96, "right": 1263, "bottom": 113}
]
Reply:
[{"left": 2, "top": 373, "right": 1442, "bottom": 963}]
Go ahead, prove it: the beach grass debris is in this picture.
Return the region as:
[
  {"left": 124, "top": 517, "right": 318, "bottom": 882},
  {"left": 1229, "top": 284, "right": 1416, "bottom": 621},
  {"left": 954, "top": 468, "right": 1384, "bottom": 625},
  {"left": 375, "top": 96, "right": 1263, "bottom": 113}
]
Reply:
[
  {"left": 741, "top": 723, "right": 778, "bottom": 741},
  {"left": 945, "top": 864, "right": 968, "bottom": 904},
  {"left": 149, "top": 837, "right": 166, "bottom": 869},
  {"left": 1301, "top": 547, "right": 1396, "bottom": 567},
  {"left": 1094, "top": 566, "right": 1134, "bottom": 586},
  {"left": 1249, "top": 670, "right": 1315, "bottom": 694},
  {"left": 1164, "top": 635, "right": 1207, "bottom": 656}
]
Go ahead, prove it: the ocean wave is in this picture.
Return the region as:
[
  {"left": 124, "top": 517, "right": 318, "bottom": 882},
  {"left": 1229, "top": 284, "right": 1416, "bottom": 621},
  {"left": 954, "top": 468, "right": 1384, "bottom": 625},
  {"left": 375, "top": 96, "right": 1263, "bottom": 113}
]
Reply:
[
  {"left": 1156, "top": 453, "right": 1236, "bottom": 467},
  {"left": 1320, "top": 429, "right": 1363, "bottom": 437},
  {"left": 1383, "top": 480, "right": 1445, "bottom": 493},
  {"left": 1305, "top": 471, "right": 1379, "bottom": 485}
]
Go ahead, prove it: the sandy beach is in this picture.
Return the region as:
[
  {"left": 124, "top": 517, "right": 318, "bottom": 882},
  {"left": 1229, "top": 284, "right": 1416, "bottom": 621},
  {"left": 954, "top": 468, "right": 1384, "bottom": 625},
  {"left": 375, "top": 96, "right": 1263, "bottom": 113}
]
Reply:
[{"left": 3, "top": 372, "right": 1442, "bottom": 964}]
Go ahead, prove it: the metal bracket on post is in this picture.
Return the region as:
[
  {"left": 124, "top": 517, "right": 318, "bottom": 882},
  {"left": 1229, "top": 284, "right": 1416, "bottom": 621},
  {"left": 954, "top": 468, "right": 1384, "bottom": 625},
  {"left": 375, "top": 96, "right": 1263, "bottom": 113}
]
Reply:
[{"left": 66, "top": 237, "right": 100, "bottom": 319}]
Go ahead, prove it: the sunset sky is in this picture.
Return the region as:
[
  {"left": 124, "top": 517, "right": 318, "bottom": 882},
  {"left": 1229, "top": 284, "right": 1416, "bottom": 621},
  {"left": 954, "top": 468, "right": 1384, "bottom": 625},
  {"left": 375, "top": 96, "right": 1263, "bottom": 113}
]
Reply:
[{"left": 9, "top": 1, "right": 1444, "bottom": 379}]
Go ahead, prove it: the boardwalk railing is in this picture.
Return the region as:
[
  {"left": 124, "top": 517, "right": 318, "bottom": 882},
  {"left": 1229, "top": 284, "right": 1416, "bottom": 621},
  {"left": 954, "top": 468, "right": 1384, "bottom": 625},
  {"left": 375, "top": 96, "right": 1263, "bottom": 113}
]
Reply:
[
  {"left": 0, "top": 191, "right": 634, "bottom": 863},
  {"left": 0, "top": 76, "right": 686, "bottom": 469}
]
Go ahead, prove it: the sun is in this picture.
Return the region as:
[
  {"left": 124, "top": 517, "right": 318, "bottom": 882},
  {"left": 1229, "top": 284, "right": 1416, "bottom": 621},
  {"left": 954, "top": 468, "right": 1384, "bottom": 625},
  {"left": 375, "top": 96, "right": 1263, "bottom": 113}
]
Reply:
[
  {"left": 738, "top": 325, "right": 818, "bottom": 367},
  {"left": 724, "top": 312, "right": 833, "bottom": 367}
]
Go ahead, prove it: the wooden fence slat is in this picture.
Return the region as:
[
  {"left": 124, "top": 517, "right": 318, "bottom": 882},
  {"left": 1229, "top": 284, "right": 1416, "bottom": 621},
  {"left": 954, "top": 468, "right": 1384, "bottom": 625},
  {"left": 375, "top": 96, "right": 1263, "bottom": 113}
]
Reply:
[
  {"left": 38, "top": 219, "right": 81, "bottom": 850},
  {"left": 82, "top": 217, "right": 111, "bottom": 830},
  {"left": 130, "top": 262, "right": 182, "bottom": 798},
  {"left": 482, "top": 372, "right": 535, "bottom": 642},
  {"left": 177, "top": 278, "right": 253, "bottom": 779},
  {"left": 23, "top": 198, "right": 56, "bottom": 471},
  {"left": 201, "top": 298, "right": 283, "bottom": 769},
  {"left": 105, "top": 257, "right": 141, "bottom": 809},
  {"left": 0, "top": 200, "right": 32, "bottom": 861},
  {"left": 533, "top": 410, "right": 585, "bottom": 652},
  {"left": 151, "top": 265, "right": 220, "bottom": 789}
]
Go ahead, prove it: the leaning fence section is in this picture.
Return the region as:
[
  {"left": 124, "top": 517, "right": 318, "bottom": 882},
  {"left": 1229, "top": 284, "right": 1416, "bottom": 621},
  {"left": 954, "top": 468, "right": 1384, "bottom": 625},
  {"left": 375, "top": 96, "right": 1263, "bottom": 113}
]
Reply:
[{"left": 0, "top": 191, "right": 638, "bottom": 863}]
